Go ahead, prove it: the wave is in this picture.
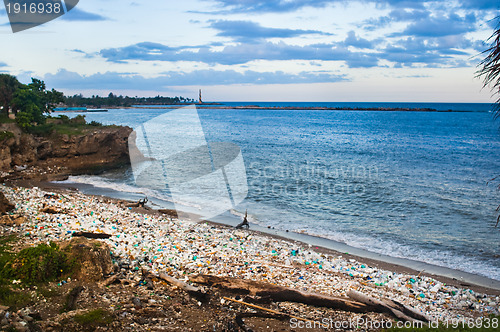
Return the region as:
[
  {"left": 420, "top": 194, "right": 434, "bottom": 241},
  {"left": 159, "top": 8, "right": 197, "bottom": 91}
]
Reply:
[{"left": 294, "top": 228, "right": 500, "bottom": 281}]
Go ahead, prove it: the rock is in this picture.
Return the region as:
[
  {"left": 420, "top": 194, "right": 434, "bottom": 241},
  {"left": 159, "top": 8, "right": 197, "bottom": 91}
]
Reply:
[
  {"left": 0, "top": 214, "right": 26, "bottom": 226},
  {"left": 0, "top": 122, "right": 132, "bottom": 176},
  {"left": 132, "top": 297, "right": 142, "bottom": 309},
  {"left": 40, "top": 206, "right": 65, "bottom": 214},
  {"left": 13, "top": 322, "right": 28, "bottom": 332},
  {"left": 0, "top": 191, "right": 15, "bottom": 213},
  {"left": 60, "top": 237, "right": 114, "bottom": 282}
]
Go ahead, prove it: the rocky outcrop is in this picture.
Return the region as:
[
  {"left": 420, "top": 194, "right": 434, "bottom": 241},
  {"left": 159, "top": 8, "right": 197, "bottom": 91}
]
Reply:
[
  {"left": 0, "top": 123, "right": 132, "bottom": 179},
  {"left": 0, "top": 191, "right": 15, "bottom": 213},
  {"left": 60, "top": 237, "right": 114, "bottom": 282}
]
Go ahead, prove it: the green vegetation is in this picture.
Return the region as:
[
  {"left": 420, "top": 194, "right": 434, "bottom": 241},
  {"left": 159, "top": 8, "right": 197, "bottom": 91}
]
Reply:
[
  {"left": 0, "top": 130, "right": 14, "bottom": 141},
  {"left": 0, "top": 234, "right": 17, "bottom": 284},
  {"left": 0, "top": 74, "right": 22, "bottom": 116},
  {"left": 0, "top": 74, "right": 63, "bottom": 130},
  {"left": 65, "top": 92, "right": 194, "bottom": 107},
  {"left": 0, "top": 284, "right": 33, "bottom": 310},
  {"left": 0, "top": 235, "right": 35, "bottom": 310},
  {"left": 26, "top": 114, "right": 109, "bottom": 137},
  {"left": 74, "top": 308, "right": 114, "bottom": 327},
  {"left": 1, "top": 241, "right": 69, "bottom": 284}
]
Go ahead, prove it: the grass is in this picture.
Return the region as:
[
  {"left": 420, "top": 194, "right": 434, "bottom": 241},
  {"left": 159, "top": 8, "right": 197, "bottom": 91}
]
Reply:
[
  {"left": 0, "top": 130, "right": 14, "bottom": 141},
  {"left": 0, "top": 235, "right": 66, "bottom": 310},
  {"left": 74, "top": 308, "right": 114, "bottom": 327},
  {"left": 0, "top": 114, "right": 15, "bottom": 124},
  {"left": 0, "top": 234, "right": 18, "bottom": 285},
  {"left": 0, "top": 284, "right": 33, "bottom": 310},
  {"left": 26, "top": 114, "right": 110, "bottom": 136}
]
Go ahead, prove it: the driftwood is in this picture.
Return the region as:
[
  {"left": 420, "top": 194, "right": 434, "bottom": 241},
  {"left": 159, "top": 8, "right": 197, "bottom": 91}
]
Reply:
[
  {"left": 99, "top": 275, "right": 120, "bottom": 287},
  {"left": 40, "top": 206, "right": 65, "bottom": 214},
  {"left": 158, "top": 272, "right": 206, "bottom": 300},
  {"left": 190, "top": 274, "right": 372, "bottom": 313},
  {"left": 72, "top": 231, "right": 111, "bottom": 239},
  {"left": 125, "top": 197, "right": 148, "bottom": 208},
  {"left": 347, "top": 289, "right": 429, "bottom": 323},
  {"left": 235, "top": 210, "right": 250, "bottom": 229},
  {"left": 224, "top": 296, "right": 314, "bottom": 323}
]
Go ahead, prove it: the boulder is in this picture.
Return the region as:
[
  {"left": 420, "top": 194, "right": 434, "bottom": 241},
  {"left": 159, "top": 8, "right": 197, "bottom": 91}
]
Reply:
[
  {"left": 60, "top": 237, "right": 113, "bottom": 282},
  {"left": 0, "top": 191, "right": 15, "bottom": 213}
]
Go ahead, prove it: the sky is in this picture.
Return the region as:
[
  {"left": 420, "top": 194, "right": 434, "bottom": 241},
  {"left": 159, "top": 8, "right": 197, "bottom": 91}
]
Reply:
[{"left": 0, "top": 0, "right": 499, "bottom": 102}]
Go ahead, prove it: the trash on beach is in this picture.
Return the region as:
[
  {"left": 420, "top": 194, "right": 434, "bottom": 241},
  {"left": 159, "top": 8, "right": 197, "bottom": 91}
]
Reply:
[{"left": 1, "top": 184, "right": 499, "bottom": 323}]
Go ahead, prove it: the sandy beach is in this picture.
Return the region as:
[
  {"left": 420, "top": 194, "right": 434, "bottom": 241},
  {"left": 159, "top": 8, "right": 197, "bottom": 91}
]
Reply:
[{"left": 1, "top": 183, "right": 499, "bottom": 330}]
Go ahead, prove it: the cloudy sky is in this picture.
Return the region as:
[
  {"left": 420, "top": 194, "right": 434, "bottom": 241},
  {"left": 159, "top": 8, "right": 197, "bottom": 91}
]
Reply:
[{"left": 0, "top": 0, "right": 498, "bottom": 102}]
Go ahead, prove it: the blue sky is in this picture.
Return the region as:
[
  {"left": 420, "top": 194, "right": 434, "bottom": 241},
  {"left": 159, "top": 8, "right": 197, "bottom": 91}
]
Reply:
[{"left": 0, "top": 0, "right": 498, "bottom": 102}]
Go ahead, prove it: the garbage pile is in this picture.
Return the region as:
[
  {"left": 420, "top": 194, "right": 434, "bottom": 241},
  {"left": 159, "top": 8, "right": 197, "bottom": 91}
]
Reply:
[{"left": 1, "top": 185, "right": 499, "bottom": 323}]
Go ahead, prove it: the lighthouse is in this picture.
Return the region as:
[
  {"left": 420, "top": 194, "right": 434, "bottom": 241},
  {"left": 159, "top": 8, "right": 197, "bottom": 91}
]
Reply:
[{"left": 199, "top": 89, "right": 202, "bottom": 104}]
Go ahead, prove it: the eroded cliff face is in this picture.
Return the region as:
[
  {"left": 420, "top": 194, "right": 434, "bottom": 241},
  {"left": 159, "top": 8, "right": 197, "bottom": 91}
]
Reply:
[{"left": 0, "top": 123, "right": 132, "bottom": 179}]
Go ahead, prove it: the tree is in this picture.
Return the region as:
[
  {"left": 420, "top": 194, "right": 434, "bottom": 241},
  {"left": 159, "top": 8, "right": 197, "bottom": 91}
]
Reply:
[
  {"left": 11, "top": 78, "right": 64, "bottom": 129},
  {"left": 0, "top": 74, "right": 22, "bottom": 116},
  {"left": 477, "top": 17, "right": 500, "bottom": 226}
]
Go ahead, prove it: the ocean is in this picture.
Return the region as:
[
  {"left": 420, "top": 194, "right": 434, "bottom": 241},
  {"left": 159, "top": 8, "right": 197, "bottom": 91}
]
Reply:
[{"left": 56, "top": 102, "right": 500, "bottom": 281}]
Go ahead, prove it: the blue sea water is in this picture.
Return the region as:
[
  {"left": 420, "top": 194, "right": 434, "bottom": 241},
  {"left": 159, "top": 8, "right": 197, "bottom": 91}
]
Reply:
[{"left": 57, "top": 102, "right": 500, "bottom": 280}]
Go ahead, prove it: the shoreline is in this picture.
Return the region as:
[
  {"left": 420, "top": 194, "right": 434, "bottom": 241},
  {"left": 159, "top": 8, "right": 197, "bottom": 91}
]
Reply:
[
  {"left": 33, "top": 179, "right": 500, "bottom": 295},
  {"left": 2, "top": 182, "right": 500, "bottom": 324},
  {"left": 52, "top": 105, "right": 483, "bottom": 112}
]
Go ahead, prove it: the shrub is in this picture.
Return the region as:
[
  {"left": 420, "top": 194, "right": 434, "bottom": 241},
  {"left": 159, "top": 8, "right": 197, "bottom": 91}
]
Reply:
[
  {"left": 69, "top": 114, "right": 86, "bottom": 124},
  {"left": 89, "top": 120, "right": 103, "bottom": 127},
  {"left": 2, "top": 242, "right": 69, "bottom": 284}
]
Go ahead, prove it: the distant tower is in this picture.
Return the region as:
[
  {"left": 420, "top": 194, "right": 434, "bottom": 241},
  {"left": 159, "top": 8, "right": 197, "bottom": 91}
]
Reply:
[{"left": 199, "top": 89, "right": 202, "bottom": 104}]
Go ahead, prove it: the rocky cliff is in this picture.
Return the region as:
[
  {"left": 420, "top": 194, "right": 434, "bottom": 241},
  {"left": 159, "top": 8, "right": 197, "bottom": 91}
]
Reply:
[{"left": 0, "top": 123, "right": 132, "bottom": 180}]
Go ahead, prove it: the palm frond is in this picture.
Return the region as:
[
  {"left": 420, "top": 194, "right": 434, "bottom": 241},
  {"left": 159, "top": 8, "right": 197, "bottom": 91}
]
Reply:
[{"left": 476, "top": 17, "right": 500, "bottom": 118}]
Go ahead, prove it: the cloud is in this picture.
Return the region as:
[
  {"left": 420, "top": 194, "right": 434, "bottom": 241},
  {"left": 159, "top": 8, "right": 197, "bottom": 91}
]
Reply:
[
  {"left": 342, "top": 31, "right": 374, "bottom": 49},
  {"left": 397, "top": 13, "right": 477, "bottom": 37},
  {"left": 205, "top": 0, "right": 335, "bottom": 13},
  {"left": 0, "top": 62, "right": 7, "bottom": 67},
  {"left": 100, "top": 40, "right": 376, "bottom": 66},
  {"left": 60, "top": 8, "right": 107, "bottom": 21},
  {"left": 206, "top": 0, "right": 498, "bottom": 14},
  {"left": 209, "top": 20, "right": 332, "bottom": 42},
  {"left": 99, "top": 26, "right": 479, "bottom": 69},
  {"left": 378, "top": 35, "right": 476, "bottom": 67},
  {"left": 43, "top": 68, "right": 347, "bottom": 90}
]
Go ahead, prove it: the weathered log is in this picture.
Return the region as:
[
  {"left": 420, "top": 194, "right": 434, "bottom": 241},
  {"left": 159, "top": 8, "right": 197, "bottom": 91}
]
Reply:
[
  {"left": 99, "top": 275, "right": 120, "bottom": 287},
  {"left": 190, "top": 274, "right": 372, "bottom": 313},
  {"left": 381, "top": 297, "right": 430, "bottom": 323},
  {"left": 72, "top": 232, "right": 111, "bottom": 239},
  {"left": 125, "top": 197, "right": 148, "bottom": 208},
  {"left": 224, "top": 296, "right": 313, "bottom": 323},
  {"left": 348, "top": 289, "right": 429, "bottom": 323},
  {"left": 158, "top": 272, "right": 206, "bottom": 300}
]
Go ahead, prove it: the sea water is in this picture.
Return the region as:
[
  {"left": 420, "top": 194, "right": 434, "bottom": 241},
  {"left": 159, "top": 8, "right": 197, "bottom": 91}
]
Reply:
[{"left": 57, "top": 102, "right": 500, "bottom": 281}]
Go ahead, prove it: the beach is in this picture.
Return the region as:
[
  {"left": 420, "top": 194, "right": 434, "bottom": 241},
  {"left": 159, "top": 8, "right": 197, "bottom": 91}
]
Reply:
[{"left": 1, "top": 182, "right": 499, "bottom": 330}]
